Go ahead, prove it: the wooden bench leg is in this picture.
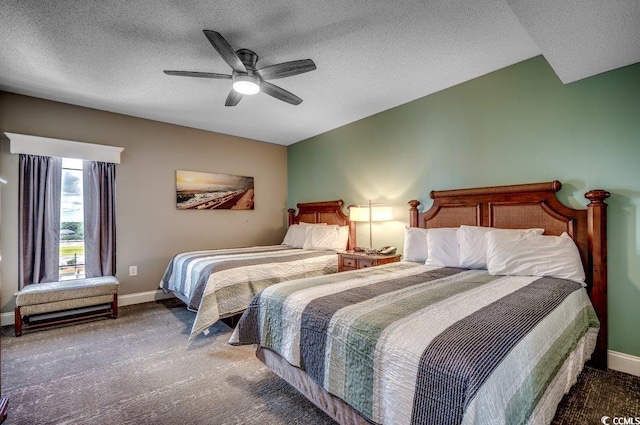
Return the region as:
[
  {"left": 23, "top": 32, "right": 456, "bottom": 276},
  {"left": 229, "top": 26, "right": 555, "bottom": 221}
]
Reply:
[
  {"left": 14, "top": 307, "right": 22, "bottom": 337},
  {"left": 111, "top": 294, "right": 118, "bottom": 319}
]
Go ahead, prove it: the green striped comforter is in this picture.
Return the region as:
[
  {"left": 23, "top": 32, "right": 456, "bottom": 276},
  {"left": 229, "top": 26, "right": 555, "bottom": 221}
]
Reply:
[
  {"left": 230, "top": 262, "right": 599, "bottom": 425},
  {"left": 159, "top": 245, "right": 338, "bottom": 339}
]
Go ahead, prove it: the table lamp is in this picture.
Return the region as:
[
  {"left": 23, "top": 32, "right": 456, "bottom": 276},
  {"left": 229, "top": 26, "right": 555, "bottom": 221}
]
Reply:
[{"left": 349, "top": 201, "right": 393, "bottom": 254}]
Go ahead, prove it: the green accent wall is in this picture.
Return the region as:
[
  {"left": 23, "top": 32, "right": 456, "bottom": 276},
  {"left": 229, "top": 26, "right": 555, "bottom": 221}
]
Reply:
[{"left": 288, "top": 55, "right": 640, "bottom": 358}]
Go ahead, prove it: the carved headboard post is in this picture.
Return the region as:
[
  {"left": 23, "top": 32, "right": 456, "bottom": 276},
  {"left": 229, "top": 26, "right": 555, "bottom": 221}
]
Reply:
[
  {"left": 347, "top": 219, "right": 357, "bottom": 251},
  {"left": 585, "top": 189, "right": 610, "bottom": 369},
  {"left": 287, "top": 208, "right": 296, "bottom": 226},
  {"left": 408, "top": 200, "right": 421, "bottom": 227}
]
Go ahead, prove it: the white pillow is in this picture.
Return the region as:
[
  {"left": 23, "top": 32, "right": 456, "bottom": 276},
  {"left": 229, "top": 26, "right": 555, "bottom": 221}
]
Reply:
[
  {"left": 282, "top": 222, "right": 327, "bottom": 248},
  {"left": 456, "top": 226, "right": 545, "bottom": 269},
  {"left": 302, "top": 225, "right": 349, "bottom": 251},
  {"left": 402, "top": 226, "right": 428, "bottom": 263},
  {"left": 281, "top": 225, "right": 298, "bottom": 246},
  {"left": 486, "top": 231, "right": 585, "bottom": 283},
  {"left": 424, "top": 228, "right": 460, "bottom": 267}
]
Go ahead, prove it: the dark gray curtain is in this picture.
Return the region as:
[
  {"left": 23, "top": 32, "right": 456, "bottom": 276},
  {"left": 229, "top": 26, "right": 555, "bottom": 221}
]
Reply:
[
  {"left": 83, "top": 161, "right": 116, "bottom": 277},
  {"left": 19, "top": 154, "right": 62, "bottom": 289}
]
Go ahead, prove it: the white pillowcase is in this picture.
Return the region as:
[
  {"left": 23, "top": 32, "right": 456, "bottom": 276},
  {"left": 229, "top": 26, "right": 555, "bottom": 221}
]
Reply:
[
  {"left": 402, "top": 226, "right": 428, "bottom": 263},
  {"left": 281, "top": 225, "right": 298, "bottom": 246},
  {"left": 302, "top": 225, "right": 349, "bottom": 251},
  {"left": 424, "top": 228, "right": 460, "bottom": 267},
  {"left": 486, "top": 231, "right": 585, "bottom": 283},
  {"left": 456, "top": 226, "right": 544, "bottom": 269},
  {"left": 282, "top": 222, "right": 326, "bottom": 248}
]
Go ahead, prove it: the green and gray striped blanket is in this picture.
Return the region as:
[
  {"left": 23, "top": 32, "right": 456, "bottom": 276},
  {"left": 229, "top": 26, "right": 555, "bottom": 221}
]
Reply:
[
  {"left": 230, "top": 262, "right": 599, "bottom": 425},
  {"left": 159, "top": 245, "right": 338, "bottom": 338}
]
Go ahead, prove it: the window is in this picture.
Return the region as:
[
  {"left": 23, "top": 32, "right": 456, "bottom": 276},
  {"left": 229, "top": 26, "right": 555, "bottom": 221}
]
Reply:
[
  {"left": 14, "top": 132, "right": 120, "bottom": 288},
  {"left": 60, "top": 158, "right": 84, "bottom": 280}
]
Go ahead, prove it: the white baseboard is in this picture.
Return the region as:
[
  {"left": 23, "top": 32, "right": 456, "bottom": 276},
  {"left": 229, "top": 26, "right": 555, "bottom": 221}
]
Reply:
[
  {"left": 1, "top": 311, "right": 13, "bottom": 327},
  {"left": 608, "top": 350, "right": 640, "bottom": 377},
  {"left": 1, "top": 289, "right": 176, "bottom": 327},
  {"left": 117, "top": 289, "right": 175, "bottom": 307}
]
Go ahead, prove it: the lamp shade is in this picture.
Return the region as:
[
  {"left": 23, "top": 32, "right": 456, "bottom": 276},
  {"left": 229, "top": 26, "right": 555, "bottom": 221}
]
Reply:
[
  {"left": 350, "top": 202, "right": 393, "bottom": 252},
  {"left": 349, "top": 205, "right": 393, "bottom": 222}
]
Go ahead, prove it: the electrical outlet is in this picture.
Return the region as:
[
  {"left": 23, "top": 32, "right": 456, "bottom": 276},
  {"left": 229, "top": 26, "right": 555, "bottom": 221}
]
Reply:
[{"left": 129, "top": 266, "right": 138, "bottom": 276}]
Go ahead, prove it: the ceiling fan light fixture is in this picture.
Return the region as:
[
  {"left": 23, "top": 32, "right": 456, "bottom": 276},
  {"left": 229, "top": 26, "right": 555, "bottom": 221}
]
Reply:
[
  {"left": 165, "top": 31, "right": 314, "bottom": 105},
  {"left": 233, "top": 75, "right": 260, "bottom": 95}
]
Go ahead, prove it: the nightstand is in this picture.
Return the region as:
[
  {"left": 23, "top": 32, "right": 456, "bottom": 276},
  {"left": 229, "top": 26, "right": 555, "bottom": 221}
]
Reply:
[{"left": 337, "top": 251, "right": 402, "bottom": 272}]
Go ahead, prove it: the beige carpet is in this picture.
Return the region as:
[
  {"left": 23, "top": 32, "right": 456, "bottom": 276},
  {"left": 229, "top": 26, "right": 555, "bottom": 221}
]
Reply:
[{"left": 1, "top": 299, "right": 638, "bottom": 424}]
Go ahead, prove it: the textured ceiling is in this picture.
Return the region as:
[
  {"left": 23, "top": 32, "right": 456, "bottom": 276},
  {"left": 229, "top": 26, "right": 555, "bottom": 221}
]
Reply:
[{"left": 1, "top": 0, "right": 638, "bottom": 145}]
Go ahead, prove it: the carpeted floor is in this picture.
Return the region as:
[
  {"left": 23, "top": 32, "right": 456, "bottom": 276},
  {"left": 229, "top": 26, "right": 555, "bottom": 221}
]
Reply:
[{"left": 1, "top": 299, "right": 639, "bottom": 424}]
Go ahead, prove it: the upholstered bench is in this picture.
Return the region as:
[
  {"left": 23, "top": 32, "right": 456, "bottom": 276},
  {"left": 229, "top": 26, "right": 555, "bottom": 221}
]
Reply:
[{"left": 14, "top": 276, "right": 119, "bottom": 336}]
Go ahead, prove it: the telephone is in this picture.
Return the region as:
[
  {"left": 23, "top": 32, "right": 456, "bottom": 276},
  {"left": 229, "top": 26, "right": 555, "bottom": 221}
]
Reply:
[
  {"left": 353, "top": 246, "right": 397, "bottom": 255},
  {"left": 377, "top": 246, "right": 397, "bottom": 255}
]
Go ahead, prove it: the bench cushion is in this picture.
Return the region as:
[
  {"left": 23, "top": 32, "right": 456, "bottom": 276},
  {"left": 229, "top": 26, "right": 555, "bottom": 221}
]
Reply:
[{"left": 16, "top": 276, "right": 119, "bottom": 307}]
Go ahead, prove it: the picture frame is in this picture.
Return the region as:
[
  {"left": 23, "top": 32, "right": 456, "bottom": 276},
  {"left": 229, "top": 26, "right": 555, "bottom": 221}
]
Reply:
[{"left": 176, "top": 170, "right": 254, "bottom": 210}]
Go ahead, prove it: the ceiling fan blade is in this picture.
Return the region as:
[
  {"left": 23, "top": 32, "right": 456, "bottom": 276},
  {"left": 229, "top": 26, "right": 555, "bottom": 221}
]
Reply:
[
  {"left": 225, "top": 89, "right": 243, "bottom": 107},
  {"left": 164, "top": 70, "right": 232, "bottom": 79},
  {"left": 261, "top": 81, "right": 303, "bottom": 105},
  {"left": 257, "top": 59, "right": 316, "bottom": 80},
  {"left": 203, "top": 30, "right": 247, "bottom": 73}
]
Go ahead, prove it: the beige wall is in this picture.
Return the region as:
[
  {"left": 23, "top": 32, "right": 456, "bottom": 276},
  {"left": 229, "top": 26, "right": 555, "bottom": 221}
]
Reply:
[{"left": 0, "top": 92, "right": 288, "bottom": 313}]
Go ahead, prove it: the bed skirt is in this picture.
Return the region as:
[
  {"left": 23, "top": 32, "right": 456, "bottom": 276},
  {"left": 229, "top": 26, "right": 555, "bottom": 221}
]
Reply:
[{"left": 257, "top": 346, "right": 372, "bottom": 425}]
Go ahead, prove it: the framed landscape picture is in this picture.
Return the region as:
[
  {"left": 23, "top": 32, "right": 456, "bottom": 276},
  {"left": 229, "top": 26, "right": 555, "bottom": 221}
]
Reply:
[{"left": 176, "top": 170, "right": 254, "bottom": 210}]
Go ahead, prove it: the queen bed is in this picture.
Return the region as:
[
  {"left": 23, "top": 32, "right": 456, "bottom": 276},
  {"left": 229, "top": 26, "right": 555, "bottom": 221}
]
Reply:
[
  {"left": 229, "top": 181, "right": 609, "bottom": 425},
  {"left": 160, "top": 200, "right": 356, "bottom": 338}
]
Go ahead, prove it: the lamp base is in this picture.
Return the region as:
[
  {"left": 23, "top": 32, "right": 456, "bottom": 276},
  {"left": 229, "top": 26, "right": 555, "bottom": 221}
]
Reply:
[{"left": 364, "top": 248, "right": 378, "bottom": 255}]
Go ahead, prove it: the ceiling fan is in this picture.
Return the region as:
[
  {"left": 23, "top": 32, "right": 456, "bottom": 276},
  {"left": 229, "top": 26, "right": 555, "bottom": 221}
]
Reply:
[{"left": 164, "top": 30, "right": 316, "bottom": 106}]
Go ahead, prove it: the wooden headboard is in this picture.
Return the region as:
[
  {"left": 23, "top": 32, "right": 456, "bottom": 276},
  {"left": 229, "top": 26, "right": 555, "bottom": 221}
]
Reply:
[
  {"left": 287, "top": 200, "right": 356, "bottom": 250},
  {"left": 409, "top": 181, "right": 610, "bottom": 369}
]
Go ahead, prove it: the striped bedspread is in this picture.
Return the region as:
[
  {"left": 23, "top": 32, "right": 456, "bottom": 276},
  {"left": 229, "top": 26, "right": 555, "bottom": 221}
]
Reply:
[
  {"left": 159, "top": 245, "right": 339, "bottom": 338},
  {"left": 230, "top": 262, "right": 599, "bottom": 425}
]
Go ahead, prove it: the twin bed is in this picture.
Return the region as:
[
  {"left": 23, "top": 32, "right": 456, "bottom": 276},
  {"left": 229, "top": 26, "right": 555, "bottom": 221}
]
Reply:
[
  {"left": 160, "top": 200, "right": 356, "bottom": 337},
  {"left": 229, "top": 181, "right": 609, "bottom": 425}
]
